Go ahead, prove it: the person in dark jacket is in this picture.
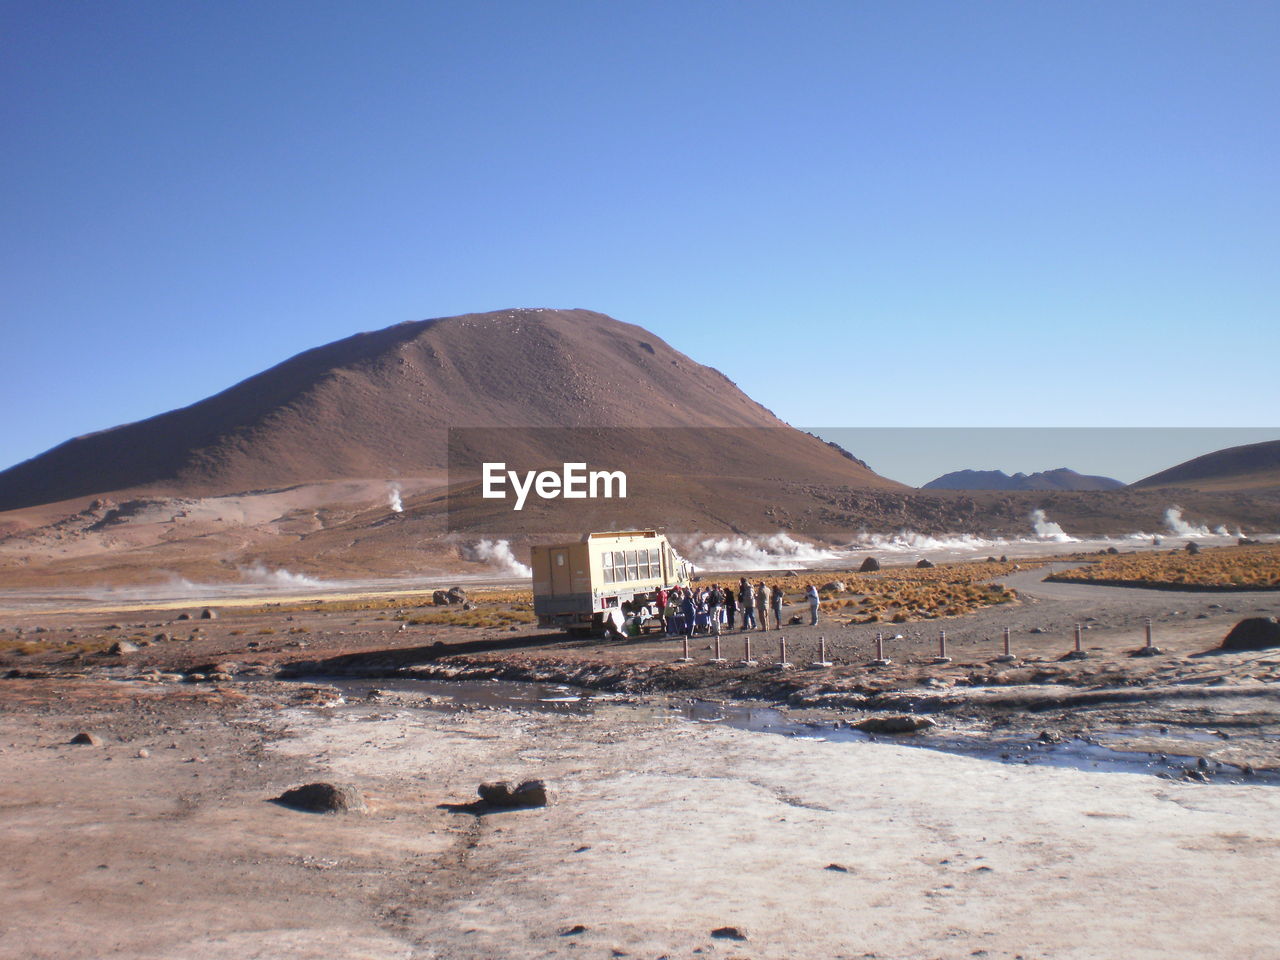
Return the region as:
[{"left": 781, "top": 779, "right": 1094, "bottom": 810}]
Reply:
[
  {"left": 680, "top": 592, "right": 697, "bottom": 640},
  {"left": 770, "top": 584, "right": 784, "bottom": 630},
  {"left": 724, "top": 583, "right": 738, "bottom": 631},
  {"left": 739, "top": 579, "right": 755, "bottom": 631}
]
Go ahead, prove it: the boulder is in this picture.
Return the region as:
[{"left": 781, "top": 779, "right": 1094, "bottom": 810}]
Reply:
[
  {"left": 710, "top": 927, "right": 748, "bottom": 941},
  {"left": 1239, "top": 537, "right": 1261, "bottom": 546},
  {"left": 916, "top": 559, "right": 935, "bottom": 569},
  {"left": 200, "top": 608, "right": 218, "bottom": 620},
  {"left": 1221, "top": 617, "right": 1280, "bottom": 652},
  {"left": 1185, "top": 541, "right": 1200, "bottom": 555},
  {"left": 274, "top": 782, "right": 367, "bottom": 814},
  {"left": 108, "top": 640, "right": 138, "bottom": 655},
  {"left": 1106, "top": 546, "right": 1120, "bottom": 555},
  {"left": 854, "top": 715, "right": 936, "bottom": 734},
  {"left": 858, "top": 557, "right": 880, "bottom": 572},
  {"left": 819, "top": 581, "right": 846, "bottom": 594},
  {"left": 477, "top": 779, "right": 549, "bottom": 808},
  {"left": 69, "top": 732, "right": 104, "bottom": 745},
  {"left": 432, "top": 589, "right": 451, "bottom": 606},
  {"left": 176, "top": 613, "right": 192, "bottom": 621},
  {"left": 446, "top": 586, "right": 468, "bottom": 604}
]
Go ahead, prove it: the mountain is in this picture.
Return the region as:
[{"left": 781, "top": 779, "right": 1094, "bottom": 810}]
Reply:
[
  {"left": 1131, "top": 439, "right": 1280, "bottom": 492},
  {"left": 922, "top": 467, "right": 1124, "bottom": 492},
  {"left": 0, "top": 308, "right": 903, "bottom": 512}
]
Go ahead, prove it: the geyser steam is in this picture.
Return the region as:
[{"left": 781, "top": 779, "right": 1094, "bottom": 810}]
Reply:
[
  {"left": 388, "top": 484, "right": 403, "bottom": 513},
  {"left": 462, "top": 539, "right": 532, "bottom": 578},
  {"left": 1030, "top": 509, "right": 1075, "bottom": 542}
]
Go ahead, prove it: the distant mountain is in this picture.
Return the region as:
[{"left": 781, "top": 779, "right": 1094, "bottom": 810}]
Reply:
[
  {"left": 0, "top": 308, "right": 904, "bottom": 512},
  {"left": 1132, "top": 439, "right": 1280, "bottom": 492},
  {"left": 922, "top": 467, "right": 1125, "bottom": 492}
]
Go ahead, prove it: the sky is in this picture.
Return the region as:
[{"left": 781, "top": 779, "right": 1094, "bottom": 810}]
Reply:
[{"left": 2, "top": 1, "right": 1277, "bottom": 477}]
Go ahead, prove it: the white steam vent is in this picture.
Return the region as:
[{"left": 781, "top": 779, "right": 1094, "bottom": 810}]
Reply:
[
  {"left": 388, "top": 484, "right": 404, "bottom": 513},
  {"left": 1030, "top": 509, "right": 1075, "bottom": 542},
  {"left": 1164, "top": 506, "right": 1214, "bottom": 538},
  {"left": 462, "top": 539, "right": 531, "bottom": 578}
]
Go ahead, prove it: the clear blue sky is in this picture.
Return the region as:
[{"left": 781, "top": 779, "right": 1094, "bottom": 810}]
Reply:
[{"left": 3, "top": 1, "right": 1277, "bottom": 476}]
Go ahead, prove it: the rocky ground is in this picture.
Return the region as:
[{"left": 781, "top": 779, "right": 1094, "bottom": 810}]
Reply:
[{"left": 2, "top": 565, "right": 1279, "bottom": 958}]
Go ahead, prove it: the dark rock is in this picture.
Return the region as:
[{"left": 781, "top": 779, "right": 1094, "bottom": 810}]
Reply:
[
  {"left": 176, "top": 613, "right": 191, "bottom": 621},
  {"left": 462, "top": 601, "right": 477, "bottom": 610},
  {"left": 1106, "top": 546, "right": 1120, "bottom": 554},
  {"left": 824, "top": 863, "right": 849, "bottom": 872},
  {"left": 710, "top": 927, "right": 748, "bottom": 941},
  {"left": 859, "top": 556, "right": 880, "bottom": 572},
  {"left": 1185, "top": 541, "right": 1200, "bottom": 555},
  {"left": 999, "top": 555, "right": 1008, "bottom": 563},
  {"left": 788, "top": 615, "right": 803, "bottom": 625},
  {"left": 274, "top": 782, "right": 367, "bottom": 814},
  {"left": 1221, "top": 617, "right": 1280, "bottom": 651},
  {"left": 1029, "top": 627, "right": 1045, "bottom": 634},
  {"left": 200, "top": 608, "right": 218, "bottom": 620},
  {"left": 1239, "top": 537, "right": 1261, "bottom": 546},
  {"left": 1037, "top": 730, "right": 1064, "bottom": 744},
  {"left": 432, "top": 589, "right": 451, "bottom": 606},
  {"left": 108, "top": 640, "right": 138, "bottom": 655},
  {"left": 854, "top": 715, "right": 935, "bottom": 734},
  {"left": 477, "top": 779, "right": 549, "bottom": 808},
  {"left": 916, "top": 559, "right": 934, "bottom": 569},
  {"left": 560, "top": 925, "right": 588, "bottom": 936},
  {"left": 70, "top": 732, "right": 103, "bottom": 745},
  {"left": 446, "top": 586, "right": 468, "bottom": 604}
]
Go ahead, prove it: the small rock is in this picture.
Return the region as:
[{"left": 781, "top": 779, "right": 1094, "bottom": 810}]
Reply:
[
  {"left": 560, "top": 925, "right": 587, "bottom": 937},
  {"left": 274, "top": 782, "right": 367, "bottom": 814},
  {"left": 176, "top": 613, "right": 191, "bottom": 621},
  {"left": 855, "top": 715, "right": 935, "bottom": 734},
  {"left": 824, "top": 863, "right": 849, "bottom": 872},
  {"left": 916, "top": 559, "right": 935, "bottom": 569},
  {"left": 200, "top": 608, "right": 218, "bottom": 619},
  {"left": 107, "top": 640, "right": 138, "bottom": 655},
  {"left": 136, "top": 748, "right": 150, "bottom": 759},
  {"left": 70, "top": 732, "right": 103, "bottom": 746},
  {"left": 710, "top": 927, "right": 748, "bottom": 942},
  {"left": 819, "top": 581, "right": 846, "bottom": 593}
]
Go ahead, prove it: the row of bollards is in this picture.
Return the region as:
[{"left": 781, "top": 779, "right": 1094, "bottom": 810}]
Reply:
[{"left": 671, "top": 619, "right": 1163, "bottom": 667}]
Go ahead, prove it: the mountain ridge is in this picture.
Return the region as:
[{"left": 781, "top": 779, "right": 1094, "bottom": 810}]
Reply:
[{"left": 922, "top": 467, "right": 1124, "bottom": 492}]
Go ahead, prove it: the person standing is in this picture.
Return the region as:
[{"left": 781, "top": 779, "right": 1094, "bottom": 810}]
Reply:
[
  {"left": 739, "top": 579, "right": 755, "bottom": 631},
  {"left": 755, "top": 580, "right": 769, "bottom": 632},
  {"left": 770, "top": 583, "right": 784, "bottom": 630},
  {"left": 805, "top": 583, "right": 820, "bottom": 625},
  {"left": 708, "top": 585, "right": 724, "bottom": 638},
  {"left": 724, "top": 582, "right": 738, "bottom": 631},
  {"left": 680, "top": 591, "right": 697, "bottom": 641}
]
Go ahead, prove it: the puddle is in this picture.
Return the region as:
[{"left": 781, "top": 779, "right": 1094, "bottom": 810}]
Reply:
[{"left": 290, "top": 676, "right": 1277, "bottom": 786}]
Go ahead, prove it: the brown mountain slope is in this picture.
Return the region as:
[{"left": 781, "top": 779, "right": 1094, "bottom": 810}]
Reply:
[
  {"left": 1131, "top": 438, "right": 1280, "bottom": 492},
  {"left": 0, "top": 308, "right": 903, "bottom": 512}
]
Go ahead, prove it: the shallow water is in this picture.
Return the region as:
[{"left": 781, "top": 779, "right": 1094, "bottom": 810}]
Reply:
[{"left": 299, "top": 675, "right": 1277, "bottom": 786}]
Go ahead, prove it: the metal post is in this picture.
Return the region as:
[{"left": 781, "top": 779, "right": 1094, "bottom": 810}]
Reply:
[
  {"left": 710, "top": 633, "right": 724, "bottom": 663},
  {"left": 933, "top": 629, "right": 952, "bottom": 664},
  {"left": 810, "top": 635, "right": 832, "bottom": 669},
  {"left": 871, "top": 630, "right": 891, "bottom": 666},
  {"left": 777, "top": 635, "right": 792, "bottom": 669},
  {"left": 995, "top": 625, "right": 1016, "bottom": 662},
  {"left": 1066, "top": 622, "right": 1089, "bottom": 659},
  {"left": 740, "top": 634, "right": 757, "bottom": 667},
  {"left": 677, "top": 634, "right": 692, "bottom": 663},
  {"left": 1136, "top": 616, "right": 1161, "bottom": 656}
]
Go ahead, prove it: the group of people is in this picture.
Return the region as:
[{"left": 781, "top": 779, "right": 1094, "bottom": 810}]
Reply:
[{"left": 654, "top": 579, "right": 821, "bottom": 638}]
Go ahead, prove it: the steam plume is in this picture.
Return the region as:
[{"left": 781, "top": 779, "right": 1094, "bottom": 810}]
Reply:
[
  {"left": 1030, "top": 509, "right": 1076, "bottom": 542},
  {"left": 462, "top": 539, "right": 531, "bottom": 578},
  {"left": 388, "top": 484, "right": 403, "bottom": 513}
]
